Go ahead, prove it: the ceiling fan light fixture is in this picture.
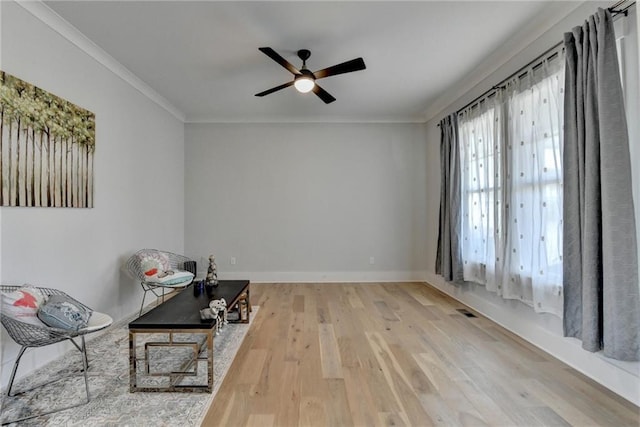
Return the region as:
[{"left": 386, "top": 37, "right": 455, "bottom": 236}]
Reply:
[
  {"left": 255, "top": 47, "right": 365, "bottom": 104},
  {"left": 294, "top": 76, "right": 315, "bottom": 93}
]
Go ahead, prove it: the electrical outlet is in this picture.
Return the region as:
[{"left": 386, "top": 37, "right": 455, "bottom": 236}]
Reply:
[
  {"left": 230, "top": 257, "right": 236, "bottom": 265},
  {"left": 369, "top": 256, "right": 375, "bottom": 265}
]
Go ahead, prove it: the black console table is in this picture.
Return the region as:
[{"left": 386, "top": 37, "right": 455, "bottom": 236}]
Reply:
[{"left": 128, "top": 280, "right": 250, "bottom": 392}]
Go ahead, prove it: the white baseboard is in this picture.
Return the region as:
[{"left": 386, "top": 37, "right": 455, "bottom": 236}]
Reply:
[
  {"left": 424, "top": 272, "right": 640, "bottom": 406},
  {"left": 216, "top": 270, "right": 428, "bottom": 283}
]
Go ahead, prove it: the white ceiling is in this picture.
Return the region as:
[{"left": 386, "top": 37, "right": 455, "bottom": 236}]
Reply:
[{"left": 44, "top": 1, "right": 576, "bottom": 123}]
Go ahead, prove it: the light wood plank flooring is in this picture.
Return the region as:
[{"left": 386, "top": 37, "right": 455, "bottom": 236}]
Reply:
[{"left": 201, "top": 283, "right": 640, "bottom": 426}]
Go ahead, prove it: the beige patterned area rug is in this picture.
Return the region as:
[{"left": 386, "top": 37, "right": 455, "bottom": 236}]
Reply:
[{"left": 0, "top": 307, "right": 258, "bottom": 426}]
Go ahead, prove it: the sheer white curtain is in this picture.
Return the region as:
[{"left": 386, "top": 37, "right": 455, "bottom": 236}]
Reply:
[
  {"left": 459, "top": 97, "right": 502, "bottom": 291},
  {"left": 459, "top": 47, "right": 564, "bottom": 316}
]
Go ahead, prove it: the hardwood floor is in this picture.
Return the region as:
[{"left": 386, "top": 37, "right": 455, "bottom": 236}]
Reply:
[{"left": 201, "top": 283, "right": 640, "bottom": 426}]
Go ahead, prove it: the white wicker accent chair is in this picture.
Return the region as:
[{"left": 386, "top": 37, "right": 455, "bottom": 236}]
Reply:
[
  {"left": 0, "top": 285, "right": 113, "bottom": 425},
  {"left": 125, "top": 249, "right": 196, "bottom": 316}
]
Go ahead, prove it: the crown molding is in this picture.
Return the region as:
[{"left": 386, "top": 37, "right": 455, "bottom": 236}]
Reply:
[
  {"left": 422, "top": 1, "right": 586, "bottom": 123},
  {"left": 16, "top": 0, "right": 186, "bottom": 122},
  {"left": 185, "top": 116, "right": 426, "bottom": 124}
]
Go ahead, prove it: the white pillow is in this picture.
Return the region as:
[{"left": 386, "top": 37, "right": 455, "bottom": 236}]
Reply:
[
  {"left": 140, "top": 257, "right": 163, "bottom": 279},
  {"left": 1, "top": 286, "right": 47, "bottom": 326},
  {"left": 137, "top": 251, "right": 170, "bottom": 279}
]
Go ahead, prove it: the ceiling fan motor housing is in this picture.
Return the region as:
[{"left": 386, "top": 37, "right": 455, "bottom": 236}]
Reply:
[
  {"left": 298, "top": 49, "right": 311, "bottom": 62},
  {"left": 297, "top": 69, "right": 315, "bottom": 79}
]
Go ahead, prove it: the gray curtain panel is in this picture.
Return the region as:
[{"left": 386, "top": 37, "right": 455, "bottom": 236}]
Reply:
[
  {"left": 563, "top": 8, "right": 640, "bottom": 361},
  {"left": 436, "top": 113, "right": 463, "bottom": 283}
]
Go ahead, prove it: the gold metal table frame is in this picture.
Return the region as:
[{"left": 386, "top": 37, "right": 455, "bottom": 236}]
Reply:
[{"left": 129, "top": 328, "right": 214, "bottom": 393}]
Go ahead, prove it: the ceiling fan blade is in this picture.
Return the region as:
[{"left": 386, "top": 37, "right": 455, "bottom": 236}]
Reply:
[
  {"left": 255, "top": 81, "right": 294, "bottom": 97},
  {"left": 313, "top": 57, "right": 366, "bottom": 79},
  {"left": 259, "top": 47, "right": 301, "bottom": 75},
  {"left": 312, "top": 84, "right": 336, "bottom": 104}
]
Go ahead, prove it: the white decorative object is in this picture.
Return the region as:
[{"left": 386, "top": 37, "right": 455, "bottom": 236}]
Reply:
[
  {"left": 206, "top": 255, "right": 218, "bottom": 286},
  {"left": 209, "top": 298, "right": 227, "bottom": 335}
]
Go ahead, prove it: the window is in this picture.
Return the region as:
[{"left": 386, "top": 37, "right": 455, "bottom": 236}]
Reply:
[
  {"left": 459, "top": 102, "right": 501, "bottom": 280},
  {"left": 459, "top": 49, "right": 564, "bottom": 316},
  {"left": 451, "top": 8, "right": 638, "bottom": 318}
]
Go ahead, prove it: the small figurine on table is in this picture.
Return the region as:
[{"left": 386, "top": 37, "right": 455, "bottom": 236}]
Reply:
[
  {"left": 209, "top": 298, "right": 228, "bottom": 335},
  {"left": 206, "top": 255, "right": 218, "bottom": 287}
]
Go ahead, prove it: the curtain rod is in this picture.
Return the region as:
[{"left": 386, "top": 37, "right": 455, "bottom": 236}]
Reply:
[
  {"left": 437, "top": 0, "right": 636, "bottom": 126},
  {"left": 454, "top": 41, "right": 563, "bottom": 116},
  {"left": 610, "top": 0, "right": 635, "bottom": 16}
]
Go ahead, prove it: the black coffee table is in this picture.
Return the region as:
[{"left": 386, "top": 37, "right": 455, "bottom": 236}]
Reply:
[{"left": 128, "top": 279, "right": 250, "bottom": 392}]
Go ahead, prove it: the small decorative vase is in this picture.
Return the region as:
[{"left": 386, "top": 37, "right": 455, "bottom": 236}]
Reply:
[{"left": 206, "top": 254, "right": 219, "bottom": 287}]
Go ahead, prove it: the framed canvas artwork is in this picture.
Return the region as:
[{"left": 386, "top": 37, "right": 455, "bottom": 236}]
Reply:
[{"left": 0, "top": 71, "right": 95, "bottom": 208}]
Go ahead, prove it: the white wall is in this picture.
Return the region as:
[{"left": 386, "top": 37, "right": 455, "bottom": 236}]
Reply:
[
  {"left": 424, "top": 2, "right": 640, "bottom": 406},
  {"left": 185, "top": 122, "right": 427, "bottom": 282},
  {"left": 0, "top": 1, "right": 185, "bottom": 386}
]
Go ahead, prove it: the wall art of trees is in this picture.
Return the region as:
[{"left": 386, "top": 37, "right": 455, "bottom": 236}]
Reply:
[{"left": 0, "top": 71, "right": 95, "bottom": 208}]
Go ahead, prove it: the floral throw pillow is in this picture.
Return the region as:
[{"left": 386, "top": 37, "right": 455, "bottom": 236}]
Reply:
[
  {"left": 136, "top": 251, "right": 193, "bottom": 286},
  {"left": 137, "top": 251, "right": 170, "bottom": 280},
  {"left": 1, "top": 286, "right": 46, "bottom": 326}
]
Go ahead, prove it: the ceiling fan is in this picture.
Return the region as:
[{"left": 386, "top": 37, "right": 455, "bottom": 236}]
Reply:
[{"left": 255, "top": 47, "right": 366, "bottom": 104}]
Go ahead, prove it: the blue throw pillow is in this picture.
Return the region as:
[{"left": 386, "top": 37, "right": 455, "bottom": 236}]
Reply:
[
  {"left": 38, "top": 295, "right": 93, "bottom": 331},
  {"left": 148, "top": 270, "right": 194, "bottom": 286}
]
